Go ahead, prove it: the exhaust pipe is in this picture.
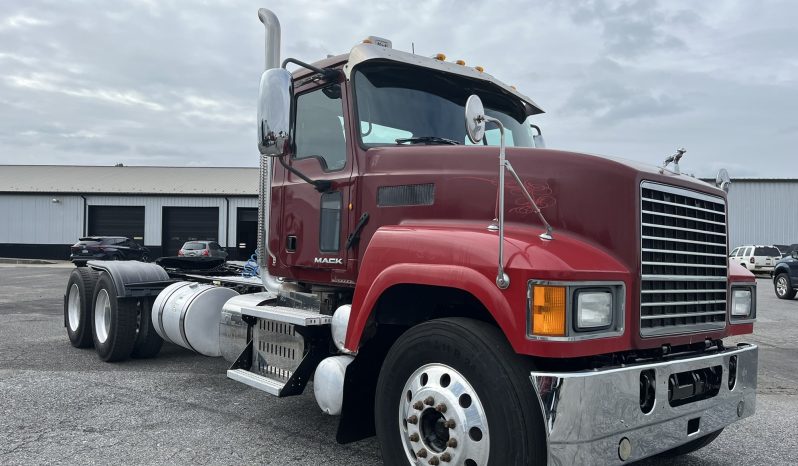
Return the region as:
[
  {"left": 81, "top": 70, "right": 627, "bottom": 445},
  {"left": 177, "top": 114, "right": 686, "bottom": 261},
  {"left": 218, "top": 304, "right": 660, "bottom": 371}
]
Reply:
[
  {"left": 256, "top": 8, "right": 298, "bottom": 294},
  {"left": 258, "top": 8, "right": 281, "bottom": 70}
]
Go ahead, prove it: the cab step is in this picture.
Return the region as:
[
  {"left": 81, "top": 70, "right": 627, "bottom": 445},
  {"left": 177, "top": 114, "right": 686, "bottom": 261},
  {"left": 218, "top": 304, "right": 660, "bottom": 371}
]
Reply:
[{"left": 227, "top": 301, "right": 332, "bottom": 397}]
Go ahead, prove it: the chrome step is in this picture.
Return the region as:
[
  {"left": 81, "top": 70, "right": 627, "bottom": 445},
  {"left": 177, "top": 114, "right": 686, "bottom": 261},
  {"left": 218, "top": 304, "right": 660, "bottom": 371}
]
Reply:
[
  {"left": 227, "top": 368, "right": 284, "bottom": 396},
  {"left": 240, "top": 304, "right": 331, "bottom": 326}
]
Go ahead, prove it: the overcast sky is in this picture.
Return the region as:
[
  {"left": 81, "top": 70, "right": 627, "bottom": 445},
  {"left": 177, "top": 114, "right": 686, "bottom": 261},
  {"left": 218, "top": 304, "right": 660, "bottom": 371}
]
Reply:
[{"left": 0, "top": 0, "right": 795, "bottom": 177}]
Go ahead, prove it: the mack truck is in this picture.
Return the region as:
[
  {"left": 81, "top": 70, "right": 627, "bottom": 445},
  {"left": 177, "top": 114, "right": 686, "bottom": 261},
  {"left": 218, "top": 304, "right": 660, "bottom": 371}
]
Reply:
[{"left": 62, "top": 8, "right": 759, "bottom": 465}]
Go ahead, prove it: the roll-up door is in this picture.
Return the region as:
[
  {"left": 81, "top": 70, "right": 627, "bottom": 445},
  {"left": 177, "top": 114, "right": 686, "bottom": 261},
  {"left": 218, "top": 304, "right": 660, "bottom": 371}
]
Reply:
[
  {"left": 88, "top": 206, "right": 145, "bottom": 242},
  {"left": 162, "top": 207, "right": 219, "bottom": 256}
]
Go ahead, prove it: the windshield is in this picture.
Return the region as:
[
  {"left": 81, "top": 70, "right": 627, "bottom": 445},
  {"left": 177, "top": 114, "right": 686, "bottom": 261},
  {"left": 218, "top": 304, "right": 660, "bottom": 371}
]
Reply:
[{"left": 353, "top": 63, "right": 536, "bottom": 147}]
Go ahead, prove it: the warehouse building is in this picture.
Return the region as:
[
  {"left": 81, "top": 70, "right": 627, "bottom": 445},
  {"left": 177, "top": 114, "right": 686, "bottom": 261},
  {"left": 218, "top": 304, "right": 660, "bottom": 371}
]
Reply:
[
  {"left": 725, "top": 178, "right": 798, "bottom": 252},
  {"left": 0, "top": 165, "right": 258, "bottom": 260}
]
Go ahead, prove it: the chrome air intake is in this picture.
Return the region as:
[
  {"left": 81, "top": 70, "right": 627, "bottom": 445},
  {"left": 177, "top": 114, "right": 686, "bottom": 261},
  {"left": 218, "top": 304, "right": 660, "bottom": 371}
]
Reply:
[{"left": 639, "top": 182, "right": 728, "bottom": 336}]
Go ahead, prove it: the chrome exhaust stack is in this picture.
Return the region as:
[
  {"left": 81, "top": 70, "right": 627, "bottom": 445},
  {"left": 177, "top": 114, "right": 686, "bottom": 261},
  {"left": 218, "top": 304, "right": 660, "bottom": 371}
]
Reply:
[{"left": 256, "top": 8, "right": 297, "bottom": 293}]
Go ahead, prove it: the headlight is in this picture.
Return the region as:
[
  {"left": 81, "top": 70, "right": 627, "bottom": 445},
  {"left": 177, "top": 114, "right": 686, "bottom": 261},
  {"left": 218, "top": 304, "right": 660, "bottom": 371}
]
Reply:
[
  {"left": 575, "top": 290, "right": 613, "bottom": 329},
  {"left": 731, "top": 288, "right": 753, "bottom": 317}
]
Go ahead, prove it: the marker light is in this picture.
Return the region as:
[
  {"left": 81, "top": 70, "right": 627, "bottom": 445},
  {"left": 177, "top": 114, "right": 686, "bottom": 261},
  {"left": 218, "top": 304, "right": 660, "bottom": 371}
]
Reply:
[
  {"left": 455, "top": 59, "right": 465, "bottom": 65},
  {"left": 475, "top": 66, "right": 484, "bottom": 72},
  {"left": 531, "top": 285, "right": 566, "bottom": 336},
  {"left": 434, "top": 53, "right": 446, "bottom": 61},
  {"left": 362, "top": 38, "right": 373, "bottom": 44}
]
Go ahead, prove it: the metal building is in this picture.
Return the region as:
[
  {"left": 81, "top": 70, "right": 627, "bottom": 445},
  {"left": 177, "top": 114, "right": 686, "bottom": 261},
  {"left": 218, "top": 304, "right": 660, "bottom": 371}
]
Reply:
[
  {"left": 0, "top": 165, "right": 258, "bottom": 260},
  {"left": 725, "top": 178, "right": 798, "bottom": 252}
]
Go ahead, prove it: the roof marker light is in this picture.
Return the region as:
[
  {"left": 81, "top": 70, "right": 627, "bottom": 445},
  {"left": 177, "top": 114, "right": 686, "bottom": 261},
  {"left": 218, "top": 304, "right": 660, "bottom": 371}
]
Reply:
[
  {"left": 434, "top": 53, "right": 446, "bottom": 61},
  {"left": 455, "top": 59, "right": 465, "bottom": 65},
  {"left": 474, "top": 66, "right": 484, "bottom": 72}
]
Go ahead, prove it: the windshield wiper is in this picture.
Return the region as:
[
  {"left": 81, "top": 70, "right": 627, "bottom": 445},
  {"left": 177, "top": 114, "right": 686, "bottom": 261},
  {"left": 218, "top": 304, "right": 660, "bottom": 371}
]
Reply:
[{"left": 395, "top": 136, "right": 461, "bottom": 145}]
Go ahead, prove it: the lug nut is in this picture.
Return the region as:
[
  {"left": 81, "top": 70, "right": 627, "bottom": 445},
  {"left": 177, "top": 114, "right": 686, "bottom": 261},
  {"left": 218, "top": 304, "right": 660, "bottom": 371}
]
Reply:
[
  {"left": 444, "top": 419, "right": 456, "bottom": 429},
  {"left": 435, "top": 404, "right": 447, "bottom": 413},
  {"left": 447, "top": 438, "right": 458, "bottom": 448},
  {"left": 417, "top": 448, "right": 428, "bottom": 458},
  {"left": 428, "top": 456, "right": 440, "bottom": 465},
  {"left": 424, "top": 396, "right": 435, "bottom": 406},
  {"left": 409, "top": 433, "right": 419, "bottom": 442},
  {"left": 413, "top": 401, "right": 424, "bottom": 410},
  {"left": 440, "top": 452, "right": 452, "bottom": 462},
  {"left": 407, "top": 415, "right": 418, "bottom": 425}
]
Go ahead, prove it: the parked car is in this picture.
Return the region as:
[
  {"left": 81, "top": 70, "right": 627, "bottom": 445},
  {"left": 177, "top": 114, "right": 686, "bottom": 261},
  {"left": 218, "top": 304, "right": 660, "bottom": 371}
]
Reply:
[
  {"left": 178, "top": 241, "right": 228, "bottom": 259},
  {"left": 773, "top": 251, "right": 798, "bottom": 299},
  {"left": 70, "top": 236, "right": 149, "bottom": 266},
  {"left": 729, "top": 245, "right": 781, "bottom": 274}
]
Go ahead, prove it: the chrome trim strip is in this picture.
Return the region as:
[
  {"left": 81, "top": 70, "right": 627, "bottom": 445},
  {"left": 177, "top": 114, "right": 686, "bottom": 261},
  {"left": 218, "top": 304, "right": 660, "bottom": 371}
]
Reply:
[
  {"left": 642, "top": 261, "right": 727, "bottom": 269},
  {"left": 642, "top": 223, "right": 726, "bottom": 237},
  {"left": 642, "top": 197, "right": 725, "bottom": 216},
  {"left": 642, "top": 248, "right": 727, "bottom": 258},
  {"left": 642, "top": 275, "right": 727, "bottom": 281},
  {"left": 642, "top": 289, "right": 726, "bottom": 294},
  {"left": 642, "top": 209, "right": 726, "bottom": 226},
  {"left": 642, "top": 235, "right": 726, "bottom": 248},
  {"left": 641, "top": 300, "right": 726, "bottom": 307},
  {"left": 641, "top": 182, "right": 726, "bottom": 205},
  {"left": 640, "top": 310, "right": 727, "bottom": 319},
  {"left": 531, "top": 344, "right": 758, "bottom": 465}
]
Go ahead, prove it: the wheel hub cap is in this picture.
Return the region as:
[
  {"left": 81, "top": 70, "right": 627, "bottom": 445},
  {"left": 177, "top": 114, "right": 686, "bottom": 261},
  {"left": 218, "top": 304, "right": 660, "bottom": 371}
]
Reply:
[
  {"left": 777, "top": 277, "right": 787, "bottom": 296},
  {"left": 399, "top": 363, "right": 489, "bottom": 465},
  {"left": 67, "top": 284, "right": 80, "bottom": 332},
  {"left": 94, "top": 289, "right": 111, "bottom": 344}
]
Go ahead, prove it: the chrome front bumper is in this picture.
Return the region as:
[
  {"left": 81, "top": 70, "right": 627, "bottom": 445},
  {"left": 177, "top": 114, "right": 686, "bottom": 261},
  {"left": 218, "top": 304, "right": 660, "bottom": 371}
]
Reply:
[{"left": 530, "top": 343, "right": 758, "bottom": 465}]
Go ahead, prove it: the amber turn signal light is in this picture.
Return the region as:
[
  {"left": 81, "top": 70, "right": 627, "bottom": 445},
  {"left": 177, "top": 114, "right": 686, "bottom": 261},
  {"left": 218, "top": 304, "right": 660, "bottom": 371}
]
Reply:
[{"left": 531, "top": 285, "right": 566, "bottom": 336}]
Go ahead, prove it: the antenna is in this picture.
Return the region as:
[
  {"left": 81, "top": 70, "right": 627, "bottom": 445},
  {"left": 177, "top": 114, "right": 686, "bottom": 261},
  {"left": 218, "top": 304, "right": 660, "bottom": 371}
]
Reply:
[{"left": 412, "top": 42, "right": 415, "bottom": 54}]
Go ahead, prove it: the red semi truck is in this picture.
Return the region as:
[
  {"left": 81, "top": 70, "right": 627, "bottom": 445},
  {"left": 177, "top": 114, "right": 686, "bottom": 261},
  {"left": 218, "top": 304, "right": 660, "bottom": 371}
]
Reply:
[{"left": 63, "top": 8, "right": 758, "bottom": 465}]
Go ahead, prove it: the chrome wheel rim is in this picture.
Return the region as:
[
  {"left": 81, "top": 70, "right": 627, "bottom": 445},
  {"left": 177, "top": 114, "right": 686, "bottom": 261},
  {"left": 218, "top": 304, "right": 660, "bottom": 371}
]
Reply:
[
  {"left": 67, "top": 284, "right": 80, "bottom": 332},
  {"left": 776, "top": 277, "right": 788, "bottom": 296},
  {"left": 399, "top": 363, "right": 489, "bottom": 465},
  {"left": 94, "top": 289, "right": 111, "bottom": 344}
]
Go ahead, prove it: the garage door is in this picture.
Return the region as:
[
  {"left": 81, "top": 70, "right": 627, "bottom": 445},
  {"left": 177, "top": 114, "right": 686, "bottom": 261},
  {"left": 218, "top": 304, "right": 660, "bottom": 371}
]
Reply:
[
  {"left": 88, "top": 206, "right": 145, "bottom": 242},
  {"left": 162, "top": 207, "right": 219, "bottom": 256}
]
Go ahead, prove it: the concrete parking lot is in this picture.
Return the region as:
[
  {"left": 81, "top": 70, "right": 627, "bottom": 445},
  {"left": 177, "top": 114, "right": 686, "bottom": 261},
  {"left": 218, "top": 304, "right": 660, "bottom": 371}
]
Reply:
[{"left": 1, "top": 264, "right": 796, "bottom": 465}]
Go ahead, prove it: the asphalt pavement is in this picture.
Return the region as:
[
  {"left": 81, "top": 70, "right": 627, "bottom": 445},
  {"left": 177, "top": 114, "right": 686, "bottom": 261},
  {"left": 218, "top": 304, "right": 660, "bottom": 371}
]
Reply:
[{"left": 0, "top": 264, "right": 796, "bottom": 465}]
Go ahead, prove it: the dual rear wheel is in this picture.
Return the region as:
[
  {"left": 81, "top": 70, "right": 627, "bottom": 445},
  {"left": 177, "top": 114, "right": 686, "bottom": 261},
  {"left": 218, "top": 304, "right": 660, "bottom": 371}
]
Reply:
[{"left": 64, "top": 267, "right": 163, "bottom": 361}]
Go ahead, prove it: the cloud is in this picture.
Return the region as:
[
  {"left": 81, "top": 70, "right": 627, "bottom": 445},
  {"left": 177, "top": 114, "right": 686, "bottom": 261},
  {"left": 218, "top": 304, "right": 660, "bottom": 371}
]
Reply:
[{"left": 0, "top": 0, "right": 794, "bottom": 177}]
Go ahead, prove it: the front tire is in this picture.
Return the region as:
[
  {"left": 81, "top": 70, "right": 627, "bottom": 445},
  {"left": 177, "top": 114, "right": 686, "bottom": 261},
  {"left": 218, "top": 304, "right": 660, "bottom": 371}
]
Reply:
[
  {"left": 375, "top": 318, "right": 545, "bottom": 466},
  {"left": 775, "top": 273, "right": 796, "bottom": 300},
  {"left": 64, "top": 267, "right": 99, "bottom": 348},
  {"left": 91, "top": 272, "right": 137, "bottom": 362}
]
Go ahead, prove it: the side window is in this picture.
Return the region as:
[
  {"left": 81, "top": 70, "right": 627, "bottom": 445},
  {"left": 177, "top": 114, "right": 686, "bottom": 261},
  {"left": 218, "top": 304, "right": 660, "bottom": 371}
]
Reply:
[
  {"left": 743, "top": 247, "right": 752, "bottom": 257},
  {"left": 294, "top": 84, "right": 346, "bottom": 171},
  {"left": 730, "top": 248, "right": 738, "bottom": 257}
]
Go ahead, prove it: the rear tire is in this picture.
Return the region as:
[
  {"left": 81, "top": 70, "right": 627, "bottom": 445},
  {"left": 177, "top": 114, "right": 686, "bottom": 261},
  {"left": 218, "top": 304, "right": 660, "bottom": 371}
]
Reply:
[
  {"left": 775, "top": 273, "right": 796, "bottom": 300},
  {"left": 91, "top": 272, "right": 137, "bottom": 362},
  {"left": 375, "top": 318, "right": 545, "bottom": 466},
  {"left": 658, "top": 429, "right": 723, "bottom": 457},
  {"left": 64, "top": 267, "right": 99, "bottom": 348},
  {"left": 131, "top": 298, "right": 163, "bottom": 358}
]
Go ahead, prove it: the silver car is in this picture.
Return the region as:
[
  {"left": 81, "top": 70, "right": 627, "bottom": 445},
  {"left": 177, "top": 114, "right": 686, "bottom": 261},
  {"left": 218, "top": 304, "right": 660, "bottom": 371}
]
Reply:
[{"left": 178, "top": 241, "right": 228, "bottom": 259}]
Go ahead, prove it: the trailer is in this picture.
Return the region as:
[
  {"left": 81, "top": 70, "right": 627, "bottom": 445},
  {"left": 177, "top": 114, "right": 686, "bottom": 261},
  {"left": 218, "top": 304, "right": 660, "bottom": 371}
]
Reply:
[{"left": 63, "top": 8, "right": 758, "bottom": 465}]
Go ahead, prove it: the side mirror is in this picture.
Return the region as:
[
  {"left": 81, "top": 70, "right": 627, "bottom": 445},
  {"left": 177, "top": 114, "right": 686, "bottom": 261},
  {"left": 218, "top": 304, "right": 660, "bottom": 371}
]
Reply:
[
  {"left": 257, "top": 68, "right": 293, "bottom": 156},
  {"left": 530, "top": 124, "right": 546, "bottom": 149},
  {"left": 464, "top": 94, "right": 486, "bottom": 144}
]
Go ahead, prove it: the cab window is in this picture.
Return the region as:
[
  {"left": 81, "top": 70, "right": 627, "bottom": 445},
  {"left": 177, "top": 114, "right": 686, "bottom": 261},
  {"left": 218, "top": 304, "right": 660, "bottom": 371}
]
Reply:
[{"left": 294, "top": 84, "right": 346, "bottom": 171}]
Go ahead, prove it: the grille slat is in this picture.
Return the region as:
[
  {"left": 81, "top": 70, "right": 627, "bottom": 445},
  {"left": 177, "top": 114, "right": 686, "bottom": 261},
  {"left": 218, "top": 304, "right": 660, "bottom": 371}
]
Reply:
[{"left": 640, "top": 182, "right": 728, "bottom": 336}]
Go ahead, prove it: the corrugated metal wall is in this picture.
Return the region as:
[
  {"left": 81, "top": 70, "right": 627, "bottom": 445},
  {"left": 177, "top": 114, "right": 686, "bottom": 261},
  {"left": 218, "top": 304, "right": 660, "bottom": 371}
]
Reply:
[
  {"left": 0, "top": 194, "right": 257, "bottom": 247},
  {"left": 0, "top": 194, "right": 84, "bottom": 244},
  {"left": 727, "top": 181, "right": 798, "bottom": 249}
]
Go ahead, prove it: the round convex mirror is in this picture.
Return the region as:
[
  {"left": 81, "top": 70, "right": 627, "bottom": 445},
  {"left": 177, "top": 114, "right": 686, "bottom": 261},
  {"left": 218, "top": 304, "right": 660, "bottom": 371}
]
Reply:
[{"left": 465, "top": 94, "right": 486, "bottom": 144}]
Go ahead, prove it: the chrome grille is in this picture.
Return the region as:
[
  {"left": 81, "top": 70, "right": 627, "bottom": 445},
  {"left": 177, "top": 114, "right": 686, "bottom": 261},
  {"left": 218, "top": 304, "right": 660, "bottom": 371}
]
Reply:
[{"left": 640, "top": 182, "right": 727, "bottom": 336}]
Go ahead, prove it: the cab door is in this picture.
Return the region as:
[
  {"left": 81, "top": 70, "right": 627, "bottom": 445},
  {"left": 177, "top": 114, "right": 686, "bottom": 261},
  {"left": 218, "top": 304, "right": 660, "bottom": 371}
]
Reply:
[{"left": 278, "top": 80, "right": 354, "bottom": 276}]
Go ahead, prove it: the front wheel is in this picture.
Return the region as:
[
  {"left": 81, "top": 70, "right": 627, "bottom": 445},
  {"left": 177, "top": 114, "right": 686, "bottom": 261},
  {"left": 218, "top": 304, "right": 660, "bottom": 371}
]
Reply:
[
  {"left": 375, "top": 318, "right": 545, "bottom": 466},
  {"left": 775, "top": 273, "right": 796, "bottom": 300}
]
